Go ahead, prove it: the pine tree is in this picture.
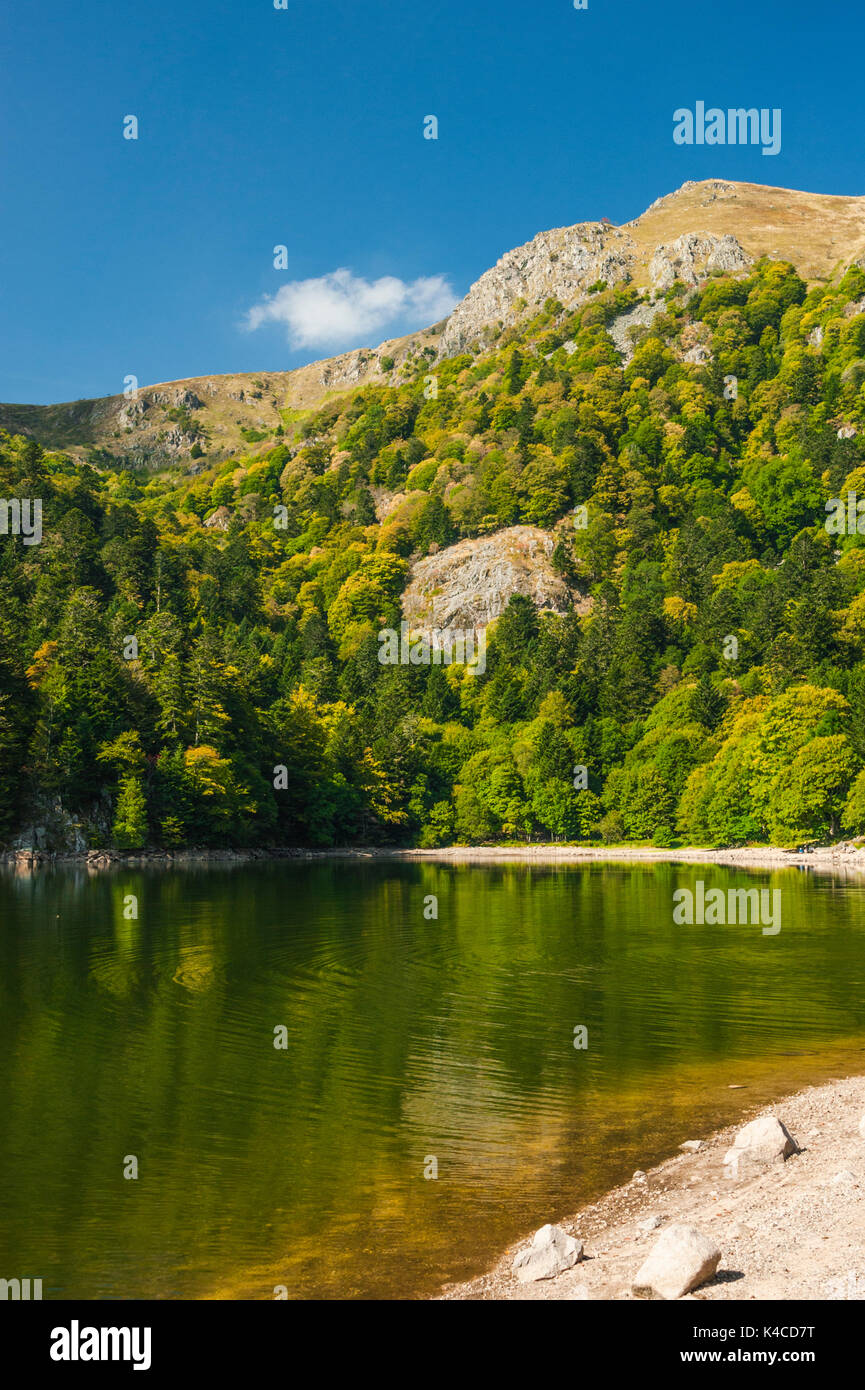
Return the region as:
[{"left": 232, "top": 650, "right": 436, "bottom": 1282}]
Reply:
[
  {"left": 691, "top": 674, "right": 728, "bottom": 731},
  {"left": 112, "top": 774, "right": 149, "bottom": 849}
]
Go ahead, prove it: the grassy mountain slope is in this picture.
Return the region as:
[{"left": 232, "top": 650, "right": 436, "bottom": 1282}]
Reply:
[
  {"left": 625, "top": 179, "right": 865, "bottom": 281},
  {"left": 5, "top": 180, "right": 865, "bottom": 472},
  {"left": 4, "top": 183, "right": 865, "bottom": 853},
  {"left": 0, "top": 324, "right": 443, "bottom": 470}
]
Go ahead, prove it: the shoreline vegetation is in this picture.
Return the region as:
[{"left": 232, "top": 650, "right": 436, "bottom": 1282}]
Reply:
[
  {"left": 4, "top": 840, "right": 865, "bottom": 873},
  {"left": 7, "top": 258, "right": 865, "bottom": 869},
  {"left": 441, "top": 1072, "right": 865, "bottom": 1301}
]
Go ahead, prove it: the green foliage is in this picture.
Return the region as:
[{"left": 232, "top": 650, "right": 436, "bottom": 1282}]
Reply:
[
  {"left": 112, "top": 774, "right": 148, "bottom": 849},
  {"left": 4, "top": 257, "right": 865, "bottom": 849}
]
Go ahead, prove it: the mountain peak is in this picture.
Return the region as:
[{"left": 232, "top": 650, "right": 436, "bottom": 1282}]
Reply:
[
  {"left": 438, "top": 180, "right": 865, "bottom": 359},
  {"left": 5, "top": 180, "right": 865, "bottom": 469}
]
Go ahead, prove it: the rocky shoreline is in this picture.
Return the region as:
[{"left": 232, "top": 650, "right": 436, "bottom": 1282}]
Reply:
[
  {"left": 440, "top": 1075, "right": 865, "bottom": 1301},
  {"left": 3, "top": 840, "right": 865, "bottom": 874}
]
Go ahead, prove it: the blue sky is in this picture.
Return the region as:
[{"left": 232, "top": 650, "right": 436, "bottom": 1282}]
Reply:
[{"left": 1, "top": 0, "right": 861, "bottom": 404}]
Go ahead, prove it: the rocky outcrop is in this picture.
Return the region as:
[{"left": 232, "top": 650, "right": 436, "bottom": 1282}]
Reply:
[
  {"left": 437, "top": 218, "right": 749, "bottom": 359},
  {"left": 6, "top": 794, "right": 109, "bottom": 854},
  {"left": 607, "top": 301, "right": 664, "bottom": 364},
  {"left": 648, "top": 232, "right": 750, "bottom": 291},
  {"left": 401, "top": 525, "right": 582, "bottom": 630},
  {"left": 438, "top": 223, "right": 636, "bottom": 358},
  {"left": 0, "top": 328, "right": 442, "bottom": 472},
  {"left": 639, "top": 179, "right": 738, "bottom": 217},
  {"left": 203, "top": 506, "right": 232, "bottom": 531}
]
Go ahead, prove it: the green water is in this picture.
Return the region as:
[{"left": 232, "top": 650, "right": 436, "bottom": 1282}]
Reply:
[{"left": 1, "top": 859, "right": 865, "bottom": 1300}]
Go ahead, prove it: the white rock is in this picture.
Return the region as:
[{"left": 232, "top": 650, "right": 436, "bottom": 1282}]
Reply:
[
  {"left": 632, "top": 1170, "right": 647, "bottom": 1184},
  {"left": 723, "top": 1114, "right": 799, "bottom": 1178},
  {"left": 638, "top": 1214, "right": 664, "bottom": 1232},
  {"left": 438, "top": 223, "right": 635, "bottom": 358},
  {"left": 680, "top": 1140, "right": 703, "bottom": 1152},
  {"left": 512, "top": 1224, "right": 583, "bottom": 1283},
  {"left": 402, "top": 526, "right": 577, "bottom": 632},
  {"left": 632, "top": 1223, "right": 722, "bottom": 1300}
]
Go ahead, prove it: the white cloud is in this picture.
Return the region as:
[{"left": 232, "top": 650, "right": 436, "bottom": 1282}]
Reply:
[{"left": 244, "top": 267, "right": 458, "bottom": 350}]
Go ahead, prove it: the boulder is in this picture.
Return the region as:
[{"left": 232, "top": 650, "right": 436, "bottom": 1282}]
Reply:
[
  {"left": 632, "top": 1224, "right": 721, "bottom": 1300},
  {"left": 512, "top": 1224, "right": 583, "bottom": 1283},
  {"left": 723, "top": 1114, "right": 799, "bottom": 1179}
]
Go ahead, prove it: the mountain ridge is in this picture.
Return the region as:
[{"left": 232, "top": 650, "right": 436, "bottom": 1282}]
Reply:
[{"left": 4, "top": 178, "right": 865, "bottom": 470}]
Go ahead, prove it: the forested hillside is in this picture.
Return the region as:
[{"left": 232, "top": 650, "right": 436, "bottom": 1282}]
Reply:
[{"left": 4, "top": 254, "right": 865, "bottom": 851}]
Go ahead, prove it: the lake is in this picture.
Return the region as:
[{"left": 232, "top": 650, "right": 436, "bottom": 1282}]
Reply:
[{"left": 1, "top": 858, "right": 865, "bottom": 1299}]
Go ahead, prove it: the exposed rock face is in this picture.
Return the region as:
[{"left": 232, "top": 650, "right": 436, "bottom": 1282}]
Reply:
[
  {"left": 648, "top": 232, "right": 750, "bottom": 291},
  {"left": 723, "top": 1114, "right": 800, "bottom": 1179},
  {"left": 632, "top": 1223, "right": 721, "bottom": 1300},
  {"left": 401, "top": 525, "right": 582, "bottom": 630},
  {"left": 8, "top": 795, "right": 107, "bottom": 853},
  {"left": 607, "top": 301, "right": 665, "bottom": 364},
  {"left": 0, "top": 326, "right": 443, "bottom": 472},
  {"left": 438, "top": 224, "right": 636, "bottom": 357},
  {"left": 437, "top": 218, "right": 749, "bottom": 359},
  {"left": 118, "top": 398, "right": 147, "bottom": 428},
  {"left": 512, "top": 1224, "right": 583, "bottom": 1283}
]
